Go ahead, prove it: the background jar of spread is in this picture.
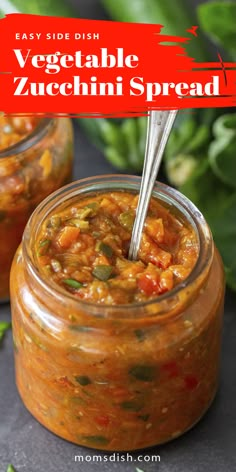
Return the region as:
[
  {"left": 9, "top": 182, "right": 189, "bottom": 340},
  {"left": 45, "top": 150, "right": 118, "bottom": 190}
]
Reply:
[
  {"left": 10, "top": 175, "right": 225, "bottom": 451},
  {"left": 0, "top": 116, "right": 73, "bottom": 301}
]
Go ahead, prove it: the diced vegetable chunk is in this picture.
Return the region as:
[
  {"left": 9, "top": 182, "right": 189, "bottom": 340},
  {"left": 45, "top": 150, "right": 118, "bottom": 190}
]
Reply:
[
  {"left": 63, "top": 279, "right": 83, "bottom": 289},
  {"left": 95, "top": 241, "right": 113, "bottom": 257},
  {"left": 118, "top": 210, "right": 135, "bottom": 231},
  {"left": 57, "top": 226, "right": 80, "bottom": 249},
  {"left": 92, "top": 265, "right": 113, "bottom": 281}
]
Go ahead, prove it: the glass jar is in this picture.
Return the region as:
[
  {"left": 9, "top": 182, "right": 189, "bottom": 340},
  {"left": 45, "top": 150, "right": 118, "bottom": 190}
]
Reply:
[
  {"left": 10, "top": 175, "right": 225, "bottom": 451},
  {"left": 0, "top": 117, "right": 73, "bottom": 301}
]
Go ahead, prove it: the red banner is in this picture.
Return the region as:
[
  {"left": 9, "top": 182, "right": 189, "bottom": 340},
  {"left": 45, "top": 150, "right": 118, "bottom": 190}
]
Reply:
[{"left": 0, "top": 14, "right": 235, "bottom": 117}]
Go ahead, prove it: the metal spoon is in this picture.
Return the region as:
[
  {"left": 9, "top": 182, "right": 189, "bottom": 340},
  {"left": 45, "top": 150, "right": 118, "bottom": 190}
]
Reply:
[{"left": 128, "top": 109, "right": 177, "bottom": 261}]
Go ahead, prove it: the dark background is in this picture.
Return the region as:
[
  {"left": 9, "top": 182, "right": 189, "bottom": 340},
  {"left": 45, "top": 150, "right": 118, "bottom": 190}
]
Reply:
[{"left": 1, "top": 1, "right": 236, "bottom": 471}]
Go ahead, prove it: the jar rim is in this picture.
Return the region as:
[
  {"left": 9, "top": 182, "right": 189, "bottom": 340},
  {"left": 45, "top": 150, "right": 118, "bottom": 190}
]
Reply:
[
  {"left": 0, "top": 117, "right": 54, "bottom": 158},
  {"left": 22, "top": 174, "right": 213, "bottom": 317}
]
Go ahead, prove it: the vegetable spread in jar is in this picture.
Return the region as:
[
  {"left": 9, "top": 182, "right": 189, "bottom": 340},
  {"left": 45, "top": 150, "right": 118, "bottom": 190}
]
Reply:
[
  {"left": 0, "top": 115, "right": 73, "bottom": 300},
  {"left": 35, "top": 191, "right": 198, "bottom": 303},
  {"left": 10, "top": 176, "right": 225, "bottom": 451}
]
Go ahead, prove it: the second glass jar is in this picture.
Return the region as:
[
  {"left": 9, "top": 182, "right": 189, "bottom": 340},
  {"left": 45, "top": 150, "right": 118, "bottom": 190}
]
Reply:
[{"left": 0, "top": 117, "right": 73, "bottom": 300}]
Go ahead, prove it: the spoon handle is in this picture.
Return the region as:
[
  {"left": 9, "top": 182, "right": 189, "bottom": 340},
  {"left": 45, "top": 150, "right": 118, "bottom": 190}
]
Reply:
[{"left": 128, "top": 110, "right": 177, "bottom": 261}]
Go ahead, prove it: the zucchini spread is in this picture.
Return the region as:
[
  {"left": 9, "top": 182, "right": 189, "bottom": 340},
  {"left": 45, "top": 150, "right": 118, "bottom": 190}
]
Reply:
[
  {"left": 35, "top": 191, "right": 198, "bottom": 304},
  {"left": 10, "top": 180, "right": 225, "bottom": 450}
]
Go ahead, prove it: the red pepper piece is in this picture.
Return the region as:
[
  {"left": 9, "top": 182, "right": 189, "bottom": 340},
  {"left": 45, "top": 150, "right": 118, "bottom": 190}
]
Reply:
[
  {"left": 140, "top": 234, "right": 172, "bottom": 269},
  {"left": 137, "top": 274, "right": 160, "bottom": 295},
  {"left": 95, "top": 415, "right": 110, "bottom": 427}
]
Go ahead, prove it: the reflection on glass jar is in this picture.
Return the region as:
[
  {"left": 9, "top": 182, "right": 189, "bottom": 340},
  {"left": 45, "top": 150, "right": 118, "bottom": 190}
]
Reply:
[
  {"left": 0, "top": 116, "right": 73, "bottom": 300},
  {"left": 10, "top": 176, "right": 225, "bottom": 451}
]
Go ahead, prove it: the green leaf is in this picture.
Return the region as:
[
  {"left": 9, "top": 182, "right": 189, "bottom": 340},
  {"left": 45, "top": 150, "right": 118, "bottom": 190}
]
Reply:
[
  {"left": 209, "top": 137, "right": 236, "bottom": 189},
  {"left": 121, "top": 118, "right": 143, "bottom": 170},
  {"left": 137, "top": 116, "right": 148, "bottom": 161},
  {"left": 197, "top": 2, "right": 236, "bottom": 57},
  {"left": 6, "top": 465, "right": 16, "bottom": 472},
  {"left": 209, "top": 114, "right": 236, "bottom": 189},
  {"left": 0, "top": 0, "right": 77, "bottom": 17},
  {"left": 79, "top": 118, "right": 107, "bottom": 150},
  {"left": 95, "top": 119, "right": 127, "bottom": 157},
  {"left": 180, "top": 161, "right": 236, "bottom": 289},
  {"left": 212, "top": 114, "right": 236, "bottom": 140},
  {"left": 104, "top": 147, "right": 128, "bottom": 170},
  {"left": 185, "top": 125, "right": 210, "bottom": 154},
  {"left": 165, "top": 119, "right": 211, "bottom": 187},
  {"left": 166, "top": 154, "right": 198, "bottom": 187},
  {"left": 180, "top": 160, "right": 231, "bottom": 221},
  {"left": 205, "top": 192, "right": 236, "bottom": 288},
  {"left": 103, "top": 0, "right": 208, "bottom": 61},
  {"left": 166, "top": 118, "right": 197, "bottom": 160},
  {"left": 0, "top": 322, "right": 11, "bottom": 343}
]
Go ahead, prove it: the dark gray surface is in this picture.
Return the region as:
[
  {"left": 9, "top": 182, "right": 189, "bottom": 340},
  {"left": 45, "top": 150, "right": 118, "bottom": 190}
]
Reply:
[
  {"left": 1, "top": 1, "right": 236, "bottom": 471},
  {"left": 1, "top": 120, "right": 236, "bottom": 472}
]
